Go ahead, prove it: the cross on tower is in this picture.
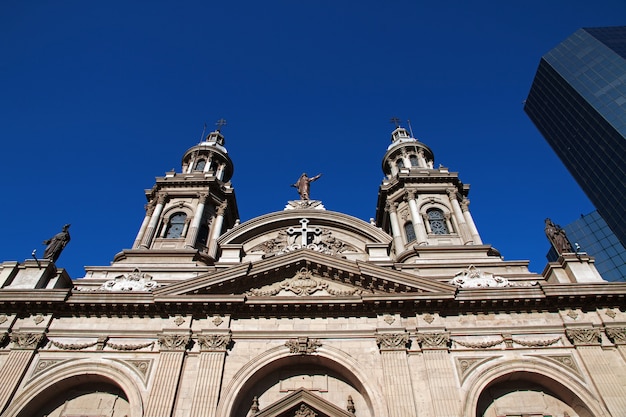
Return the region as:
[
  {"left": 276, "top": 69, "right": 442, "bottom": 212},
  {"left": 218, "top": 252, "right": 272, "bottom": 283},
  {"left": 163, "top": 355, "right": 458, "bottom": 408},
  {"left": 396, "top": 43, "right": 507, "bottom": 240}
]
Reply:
[
  {"left": 287, "top": 218, "right": 322, "bottom": 246},
  {"left": 215, "top": 118, "right": 227, "bottom": 131},
  {"left": 390, "top": 117, "right": 401, "bottom": 128}
]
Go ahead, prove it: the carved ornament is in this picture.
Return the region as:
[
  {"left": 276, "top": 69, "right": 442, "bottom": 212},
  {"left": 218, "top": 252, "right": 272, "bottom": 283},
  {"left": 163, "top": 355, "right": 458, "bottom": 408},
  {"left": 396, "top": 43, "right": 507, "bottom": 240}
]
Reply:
[
  {"left": 285, "top": 337, "right": 322, "bottom": 354},
  {"left": 212, "top": 316, "right": 224, "bottom": 326},
  {"left": 449, "top": 265, "right": 537, "bottom": 288},
  {"left": 455, "top": 356, "right": 498, "bottom": 384},
  {"left": 383, "top": 314, "right": 395, "bottom": 325},
  {"left": 453, "top": 337, "right": 503, "bottom": 349},
  {"left": 0, "top": 314, "right": 7, "bottom": 324},
  {"left": 423, "top": 313, "right": 435, "bottom": 324},
  {"left": 50, "top": 339, "right": 99, "bottom": 351},
  {"left": 158, "top": 334, "right": 190, "bottom": 351},
  {"left": 566, "top": 328, "right": 601, "bottom": 345},
  {"left": 294, "top": 404, "right": 317, "bottom": 417},
  {"left": 32, "top": 359, "right": 68, "bottom": 378},
  {"left": 605, "top": 327, "right": 626, "bottom": 344},
  {"left": 197, "top": 333, "right": 232, "bottom": 351},
  {"left": 605, "top": 309, "right": 617, "bottom": 319},
  {"left": 108, "top": 341, "right": 155, "bottom": 351},
  {"left": 376, "top": 333, "right": 409, "bottom": 351},
  {"left": 173, "top": 316, "right": 185, "bottom": 327},
  {"left": 33, "top": 314, "right": 45, "bottom": 325},
  {"left": 246, "top": 267, "right": 361, "bottom": 297},
  {"left": 74, "top": 269, "right": 161, "bottom": 292},
  {"left": 11, "top": 332, "right": 46, "bottom": 350},
  {"left": 416, "top": 332, "right": 450, "bottom": 349},
  {"left": 125, "top": 359, "right": 152, "bottom": 377}
]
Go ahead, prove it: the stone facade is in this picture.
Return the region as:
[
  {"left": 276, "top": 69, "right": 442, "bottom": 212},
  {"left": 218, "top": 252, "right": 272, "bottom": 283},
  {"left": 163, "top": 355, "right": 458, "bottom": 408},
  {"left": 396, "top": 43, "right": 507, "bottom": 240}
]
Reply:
[{"left": 1, "top": 127, "right": 625, "bottom": 417}]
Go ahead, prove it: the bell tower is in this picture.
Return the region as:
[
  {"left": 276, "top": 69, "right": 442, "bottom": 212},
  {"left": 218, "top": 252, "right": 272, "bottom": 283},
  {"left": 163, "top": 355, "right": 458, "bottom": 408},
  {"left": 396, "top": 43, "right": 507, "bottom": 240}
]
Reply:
[
  {"left": 375, "top": 125, "right": 483, "bottom": 259},
  {"left": 120, "top": 126, "right": 239, "bottom": 266}
]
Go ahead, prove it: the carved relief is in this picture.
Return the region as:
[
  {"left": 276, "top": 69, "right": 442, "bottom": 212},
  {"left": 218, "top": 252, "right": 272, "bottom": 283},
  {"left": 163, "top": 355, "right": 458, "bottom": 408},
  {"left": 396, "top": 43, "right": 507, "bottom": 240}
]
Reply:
[
  {"left": 32, "top": 314, "right": 45, "bottom": 325},
  {"left": 605, "top": 309, "right": 617, "bottom": 319},
  {"left": 454, "top": 356, "right": 498, "bottom": 384},
  {"left": 158, "top": 334, "right": 190, "bottom": 351},
  {"left": 294, "top": 404, "right": 317, "bottom": 417},
  {"left": 383, "top": 314, "right": 395, "bottom": 325},
  {"left": 416, "top": 332, "right": 450, "bottom": 349},
  {"left": 75, "top": 268, "right": 161, "bottom": 292},
  {"left": 197, "top": 333, "right": 232, "bottom": 351},
  {"left": 453, "top": 337, "right": 503, "bottom": 349},
  {"left": 108, "top": 341, "right": 155, "bottom": 351},
  {"left": 605, "top": 327, "right": 626, "bottom": 344},
  {"left": 173, "top": 316, "right": 186, "bottom": 327},
  {"left": 246, "top": 267, "right": 362, "bottom": 297},
  {"left": 376, "top": 333, "right": 409, "bottom": 350},
  {"left": 449, "top": 265, "right": 537, "bottom": 288},
  {"left": 125, "top": 359, "right": 153, "bottom": 378},
  {"left": 31, "top": 358, "right": 71, "bottom": 378},
  {"left": 566, "top": 328, "right": 601, "bottom": 345},
  {"left": 212, "top": 316, "right": 224, "bottom": 327},
  {"left": 531, "top": 354, "right": 583, "bottom": 378},
  {"left": 285, "top": 337, "right": 322, "bottom": 354},
  {"left": 49, "top": 339, "right": 99, "bottom": 351},
  {"left": 11, "top": 332, "right": 46, "bottom": 349},
  {"left": 566, "top": 310, "right": 579, "bottom": 320},
  {"left": 422, "top": 313, "right": 435, "bottom": 324}
]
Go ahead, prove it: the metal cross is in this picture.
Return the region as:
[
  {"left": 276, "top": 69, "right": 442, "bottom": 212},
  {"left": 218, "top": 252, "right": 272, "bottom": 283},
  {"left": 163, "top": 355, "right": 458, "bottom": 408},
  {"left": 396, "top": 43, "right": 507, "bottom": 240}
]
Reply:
[
  {"left": 215, "top": 118, "right": 227, "bottom": 131},
  {"left": 390, "top": 117, "right": 401, "bottom": 128},
  {"left": 287, "top": 218, "right": 321, "bottom": 246}
]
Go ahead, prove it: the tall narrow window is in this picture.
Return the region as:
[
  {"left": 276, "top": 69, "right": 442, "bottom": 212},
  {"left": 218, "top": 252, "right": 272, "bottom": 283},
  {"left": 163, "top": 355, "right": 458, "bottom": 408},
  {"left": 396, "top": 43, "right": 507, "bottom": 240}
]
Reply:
[
  {"left": 165, "top": 212, "right": 187, "bottom": 238},
  {"left": 404, "top": 222, "right": 416, "bottom": 242},
  {"left": 427, "top": 209, "right": 449, "bottom": 234},
  {"left": 194, "top": 159, "right": 206, "bottom": 171}
]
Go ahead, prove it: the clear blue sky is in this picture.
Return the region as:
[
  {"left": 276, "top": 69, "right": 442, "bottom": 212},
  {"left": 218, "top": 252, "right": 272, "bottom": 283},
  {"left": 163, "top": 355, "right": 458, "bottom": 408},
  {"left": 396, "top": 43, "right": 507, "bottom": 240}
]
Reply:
[{"left": 1, "top": 1, "right": 623, "bottom": 278}]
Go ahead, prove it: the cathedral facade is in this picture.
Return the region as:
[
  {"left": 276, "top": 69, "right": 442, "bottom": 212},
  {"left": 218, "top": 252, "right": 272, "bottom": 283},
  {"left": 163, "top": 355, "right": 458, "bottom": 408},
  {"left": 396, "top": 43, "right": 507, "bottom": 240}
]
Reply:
[{"left": 0, "top": 126, "right": 625, "bottom": 417}]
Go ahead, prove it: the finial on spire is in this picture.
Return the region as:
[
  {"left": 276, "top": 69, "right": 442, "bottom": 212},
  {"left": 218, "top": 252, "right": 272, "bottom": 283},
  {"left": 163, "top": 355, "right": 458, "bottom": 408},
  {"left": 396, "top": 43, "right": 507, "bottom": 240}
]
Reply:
[
  {"left": 215, "top": 118, "right": 227, "bottom": 132},
  {"left": 389, "top": 117, "right": 401, "bottom": 128}
]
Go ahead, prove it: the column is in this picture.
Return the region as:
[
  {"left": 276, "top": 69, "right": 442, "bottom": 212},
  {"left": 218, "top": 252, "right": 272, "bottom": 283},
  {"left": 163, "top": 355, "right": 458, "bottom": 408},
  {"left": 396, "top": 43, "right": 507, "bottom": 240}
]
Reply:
[
  {"left": 186, "top": 150, "right": 197, "bottom": 173},
  {"left": 461, "top": 198, "right": 482, "bottom": 244},
  {"left": 144, "top": 334, "right": 190, "bottom": 417},
  {"left": 447, "top": 189, "right": 472, "bottom": 244},
  {"left": 417, "top": 332, "right": 461, "bottom": 417},
  {"left": 208, "top": 202, "right": 227, "bottom": 258},
  {"left": 140, "top": 194, "right": 167, "bottom": 249},
  {"left": 133, "top": 202, "right": 155, "bottom": 248},
  {"left": 406, "top": 191, "right": 428, "bottom": 245},
  {"left": 0, "top": 332, "right": 46, "bottom": 413},
  {"left": 385, "top": 202, "right": 405, "bottom": 254},
  {"left": 185, "top": 193, "right": 209, "bottom": 249},
  {"left": 203, "top": 152, "right": 214, "bottom": 173},
  {"left": 567, "top": 328, "right": 626, "bottom": 415},
  {"left": 376, "top": 333, "right": 418, "bottom": 417},
  {"left": 189, "top": 333, "right": 232, "bottom": 417}
]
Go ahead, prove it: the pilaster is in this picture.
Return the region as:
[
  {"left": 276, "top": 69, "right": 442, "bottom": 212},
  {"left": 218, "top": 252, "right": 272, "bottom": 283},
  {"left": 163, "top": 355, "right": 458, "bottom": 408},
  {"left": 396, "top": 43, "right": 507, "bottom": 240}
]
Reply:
[{"left": 376, "top": 332, "right": 418, "bottom": 417}]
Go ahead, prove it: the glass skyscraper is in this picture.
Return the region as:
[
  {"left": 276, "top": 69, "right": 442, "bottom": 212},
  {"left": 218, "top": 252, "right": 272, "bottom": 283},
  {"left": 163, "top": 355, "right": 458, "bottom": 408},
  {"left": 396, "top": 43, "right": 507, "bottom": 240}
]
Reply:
[{"left": 524, "top": 26, "right": 626, "bottom": 248}]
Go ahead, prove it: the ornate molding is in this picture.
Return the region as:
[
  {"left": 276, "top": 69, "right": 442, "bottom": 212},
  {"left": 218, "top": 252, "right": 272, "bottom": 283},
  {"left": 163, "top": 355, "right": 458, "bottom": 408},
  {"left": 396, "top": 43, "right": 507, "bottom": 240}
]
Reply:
[
  {"left": 453, "top": 337, "right": 503, "bottom": 349},
  {"left": 376, "top": 333, "right": 410, "bottom": 351},
  {"left": 50, "top": 339, "right": 98, "bottom": 351},
  {"left": 197, "top": 333, "right": 232, "bottom": 351},
  {"left": 416, "top": 332, "right": 450, "bottom": 349},
  {"left": 605, "top": 327, "right": 626, "bottom": 344},
  {"left": 158, "top": 334, "right": 190, "bottom": 351},
  {"left": 246, "top": 267, "right": 361, "bottom": 297},
  {"left": 10, "top": 332, "right": 46, "bottom": 350},
  {"left": 566, "top": 328, "right": 602, "bottom": 346},
  {"left": 108, "top": 340, "right": 155, "bottom": 351},
  {"left": 512, "top": 335, "right": 561, "bottom": 347},
  {"left": 449, "top": 265, "right": 537, "bottom": 288},
  {"left": 285, "top": 337, "right": 322, "bottom": 354}
]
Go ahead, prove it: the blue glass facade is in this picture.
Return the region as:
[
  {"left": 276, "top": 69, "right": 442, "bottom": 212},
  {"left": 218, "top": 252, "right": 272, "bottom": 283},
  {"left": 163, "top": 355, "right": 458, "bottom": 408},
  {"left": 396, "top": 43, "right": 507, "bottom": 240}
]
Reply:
[{"left": 524, "top": 27, "right": 626, "bottom": 249}]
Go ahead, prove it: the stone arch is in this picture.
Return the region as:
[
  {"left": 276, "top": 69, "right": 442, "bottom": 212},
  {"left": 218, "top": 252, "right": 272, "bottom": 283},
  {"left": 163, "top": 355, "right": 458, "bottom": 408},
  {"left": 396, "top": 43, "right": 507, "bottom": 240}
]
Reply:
[
  {"left": 461, "top": 358, "right": 609, "bottom": 417},
  {"left": 3, "top": 359, "right": 144, "bottom": 417},
  {"left": 217, "top": 345, "right": 386, "bottom": 417}
]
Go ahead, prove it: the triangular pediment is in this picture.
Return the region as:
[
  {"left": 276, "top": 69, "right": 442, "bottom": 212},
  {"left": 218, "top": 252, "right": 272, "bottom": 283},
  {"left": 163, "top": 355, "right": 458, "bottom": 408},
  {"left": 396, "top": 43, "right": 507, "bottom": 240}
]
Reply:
[
  {"left": 253, "top": 388, "right": 355, "bottom": 417},
  {"left": 154, "top": 249, "right": 456, "bottom": 299}
]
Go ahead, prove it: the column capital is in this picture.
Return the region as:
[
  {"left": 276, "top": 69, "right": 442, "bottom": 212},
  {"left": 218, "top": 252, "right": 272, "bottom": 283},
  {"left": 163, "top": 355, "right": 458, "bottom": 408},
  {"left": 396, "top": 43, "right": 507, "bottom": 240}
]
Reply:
[
  {"left": 385, "top": 201, "right": 398, "bottom": 214},
  {"left": 461, "top": 197, "right": 470, "bottom": 212},
  {"left": 376, "top": 332, "right": 409, "bottom": 351},
  {"left": 10, "top": 332, "right": 46, "bottom": 350},
  {"left": 157, "top": 193, "right": 168, "bottom": 205},
  {"left": 405, "top": 190, "right": 416, "bottom": 201},
  {"left": 157, "top": 333, "right": 191, "bottom": 351},
  {"left": 197, "top": 192, "right": 209, "bottom": 204},
  {"left": 145, "top": 202, "right": 156, "bottom": 216},
  {"left": 197, "top": 333, "right": 232, "bottom": 352},
  {"left": 216, "top": 201, "right": 228, "bottom": 216},
  {"left": 566, "top": 328, "right": 602, "bottom": 346},
  {"left": 605, "top": 327, "right": 626, "bottom": 345},
  {"left": 446, "top": 188, "right": 458, "bottom": 200},
  {"left": 416, "top": 332, "right": 450, "bottom": 350}
]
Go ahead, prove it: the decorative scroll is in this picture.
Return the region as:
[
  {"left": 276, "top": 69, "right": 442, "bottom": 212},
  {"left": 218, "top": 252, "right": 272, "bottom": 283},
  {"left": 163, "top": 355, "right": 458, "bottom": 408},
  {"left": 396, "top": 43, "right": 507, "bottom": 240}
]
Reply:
[
  {"left": 566, "top": 328, "right": 602, "bottom": 345},
  {"left": 108, "top": 341, "right": 155, "bottom": 351},
  {"left": 416, "top": 332, "right": 450, "bottom": 349},
  {"left": 449, "top": 265, "right": 536, "bottom": 288},
  {"left": 197, "top": 334, "right": 231, "bottom": 351},
  {"left": 10, "top": 332, "right": 46, "bottom": 349},
  {"left": 376, "top": 333, "right": 409, "bottom": 350},
  {"left": 158, "top": 334, "right": 190, "bottom": 351},
  {"left": 246, "top": 267, "right": 361, "bottom": 297},
  {"left": 606, "top": 327, "right": 626, "bottom": 344},
  {"left": 285, "top": 337, "right": 322, "bottom": 354}
]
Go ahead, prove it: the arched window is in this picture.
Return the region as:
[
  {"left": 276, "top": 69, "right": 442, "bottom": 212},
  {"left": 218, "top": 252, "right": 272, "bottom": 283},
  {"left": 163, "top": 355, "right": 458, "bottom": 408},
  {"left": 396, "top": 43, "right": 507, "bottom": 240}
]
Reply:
[
  {"left": 396, "top": 159, "right": 404, "bottom": 169},
  {"left": 404, "top": 222, "right": 416, "bottom": 242},
  {"left": 194, "top": 159, "right": 206, "bottom": 171},
  {"left": 427, "top": 209, "right": 449, "bottom": 234},
  {"left": 409, "top": 155, "right": 419, "bottom": 166},
  {"left": 165, "top": 212, "right": 187, "bottom": 238}
]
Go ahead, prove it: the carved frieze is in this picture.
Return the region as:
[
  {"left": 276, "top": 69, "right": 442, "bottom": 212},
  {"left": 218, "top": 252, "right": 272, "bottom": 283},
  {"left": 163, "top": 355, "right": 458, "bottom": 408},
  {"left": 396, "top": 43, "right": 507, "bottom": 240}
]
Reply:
[
  {"left": 158, "top": 334, "right": 190, "bottom": 351},
  {"left": 197, "top": 333, "right": 232, "bottom": 351},
  {"left": 416, "top": 332, "right": 450, "bottom": 349},
  {"left": 605, "top": 327, "right": 626, "bottom": 344},
  {"left": 376, "top": 333, "right": 409, "bottom": 351},
  {"left": 108, "top": 340, "right": 155, "bottom": 351},
  {"left": 453, "top": 337, "right": 503, "bottom": 349},
  {"left": 294, "top": 404, "right": 317, "bottom": 417},
  {"left": 10, "top": 332, "right": 46, "bottom": 350},
  {"left": 285, "top": 337, "right": 322, "bottom": 354},
  {"left": 50, "top": 339, "right": 98, "bottom": 351},
  {"left": 75, "top": 269, "right": 161, "bottom": 292},
  {"left": 449, "top": 265, "right": 537, "bottom": 288},
  {"left": 566, "top": 328, "right": 602, "bottom": 345},
  {"left": 246, "top": 267, "right": 362, "bottom": 297}
]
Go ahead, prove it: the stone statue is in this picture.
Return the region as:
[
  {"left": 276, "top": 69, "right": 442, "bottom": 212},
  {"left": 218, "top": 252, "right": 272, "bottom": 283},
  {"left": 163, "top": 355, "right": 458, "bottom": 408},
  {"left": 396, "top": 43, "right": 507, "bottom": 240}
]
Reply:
[
  {"left": 544, "top": 218, "right": 572, "bottom": 254},
  {"left": 43, "top": 224, "right": 71, "bottom": 262},
  {"left": 291, "top": 173, "right": 322, "bottom": 200}
]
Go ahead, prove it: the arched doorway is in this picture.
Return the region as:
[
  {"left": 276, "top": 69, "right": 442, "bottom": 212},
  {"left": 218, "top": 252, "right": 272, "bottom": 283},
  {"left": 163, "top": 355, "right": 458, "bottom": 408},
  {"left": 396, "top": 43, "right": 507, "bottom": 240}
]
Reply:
[{"left": 476, "top": 371, "right": 593, "bottom": 417}]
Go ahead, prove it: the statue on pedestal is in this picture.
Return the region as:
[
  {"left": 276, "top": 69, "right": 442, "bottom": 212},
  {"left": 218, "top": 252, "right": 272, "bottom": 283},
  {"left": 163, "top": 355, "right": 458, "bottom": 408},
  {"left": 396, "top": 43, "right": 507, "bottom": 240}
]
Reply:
[
  {"left": 544, "top": 218, "right": 572, "bottom": 254},
  {"left": 43, "top": 224, "right": 71, "bottom": 262},
  {"left": 291, "top": 173, "right": 322, "bottom": 200}
]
